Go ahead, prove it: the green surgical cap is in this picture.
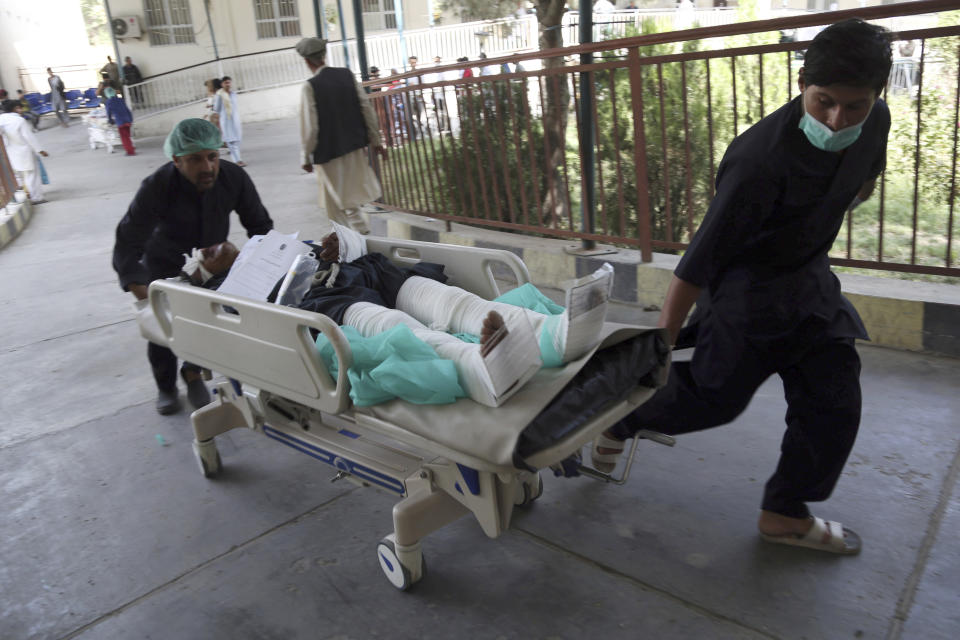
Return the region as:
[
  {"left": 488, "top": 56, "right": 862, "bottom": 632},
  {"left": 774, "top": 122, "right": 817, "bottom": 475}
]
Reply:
[{"left": 163, "top": 118, "right": 222, "bottom": 160}]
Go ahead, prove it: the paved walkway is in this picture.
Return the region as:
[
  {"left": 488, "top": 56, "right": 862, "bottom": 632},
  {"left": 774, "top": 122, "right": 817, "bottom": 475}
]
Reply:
[{"left": 1, "top": 115, "right": 958, "bottom": 640}]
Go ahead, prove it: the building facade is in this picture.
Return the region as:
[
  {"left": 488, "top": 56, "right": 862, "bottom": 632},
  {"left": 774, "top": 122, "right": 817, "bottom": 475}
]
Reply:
[{"left": 103, "top": 0, "right": 445, "bottom": 79}]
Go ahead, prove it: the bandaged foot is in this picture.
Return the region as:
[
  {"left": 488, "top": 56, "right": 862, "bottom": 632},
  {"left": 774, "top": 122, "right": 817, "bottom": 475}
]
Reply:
[
  {"left": 480, "top": 310, "right": 506, "bottom": 357},
  {"left": 181, "top": 241, "right": 240, "bottom": 285},
  {"left": 395, "top": 263, "right": 614, "bottom": 367},
  {"left": 559, "top": 263, "right": 615, "bottom": 362},
  {"left": 343, "top": 303, "right": 539, "bottom": 407}
]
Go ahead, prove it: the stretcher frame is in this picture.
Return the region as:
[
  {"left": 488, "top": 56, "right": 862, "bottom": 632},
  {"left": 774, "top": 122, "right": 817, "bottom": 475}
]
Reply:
[{"left": 146, "top": 237, "right": 670, "bottom": 589}]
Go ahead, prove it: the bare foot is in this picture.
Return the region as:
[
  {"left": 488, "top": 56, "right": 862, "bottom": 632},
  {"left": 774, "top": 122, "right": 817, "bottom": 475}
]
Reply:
[
  {"left": 758, "top": 510, "right": 816, "bottom": 537},
  {"left": 595, "top": 428, "right": 623, "bottom": 455},
  {"left": 480, "top": 311, "right": 506, "bottom": 357}
]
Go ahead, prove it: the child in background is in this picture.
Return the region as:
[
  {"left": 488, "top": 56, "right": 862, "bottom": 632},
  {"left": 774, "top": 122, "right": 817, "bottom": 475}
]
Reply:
[{"left": 104, "top": 87, "right": 136, "bottom": 156}]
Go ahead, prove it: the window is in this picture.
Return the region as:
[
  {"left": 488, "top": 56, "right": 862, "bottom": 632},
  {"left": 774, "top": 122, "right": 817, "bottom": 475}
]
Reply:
[
  {"left": 362, "top": 0, "right": 397, "bottom": 33},
  {"left": 254, "top": 0, "right": 301, "bottom": 39},
  {"left": 143, "top": 0, "right": 195, "bottom": 45}
]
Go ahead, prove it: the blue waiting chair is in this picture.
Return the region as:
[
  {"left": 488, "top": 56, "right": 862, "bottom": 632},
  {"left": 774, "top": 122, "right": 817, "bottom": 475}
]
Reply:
[
  {"left": 65, "top": 90, "right": 85, "bottom": 109},
  {"left": 28, "top": 93, "right": 52, "bottom": 115},
  {"left": 83, "top": 88, "right": 101, "bottom": 108}
]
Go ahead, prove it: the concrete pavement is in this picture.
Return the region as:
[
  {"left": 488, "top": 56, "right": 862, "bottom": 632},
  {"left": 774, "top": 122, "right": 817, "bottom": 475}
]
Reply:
[{"left": 1, "top": 114, "right": 958, "bottom": 640}]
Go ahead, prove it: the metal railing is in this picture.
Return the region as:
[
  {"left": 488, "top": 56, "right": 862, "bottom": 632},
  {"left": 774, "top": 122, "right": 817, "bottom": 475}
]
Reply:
[
  {"left": 125, "top": 15, "right": 540, "bottom": 119},
  {"left": 122, "top": 9, "right": 760, "bottom": 120},
  {"left": 365, "top": 2, "right": 960, "bottom": 278}
]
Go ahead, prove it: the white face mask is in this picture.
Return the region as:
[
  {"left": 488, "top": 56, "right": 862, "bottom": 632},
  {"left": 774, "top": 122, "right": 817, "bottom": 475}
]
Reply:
[{"left": 798, "top": 100, "right": 872, "bottom": 152}]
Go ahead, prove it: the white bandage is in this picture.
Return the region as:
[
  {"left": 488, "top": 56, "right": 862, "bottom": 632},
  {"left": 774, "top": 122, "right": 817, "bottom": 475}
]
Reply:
[
  {"left": 330, "top": 221, "right": 367, "bottom": 263},
  {"left": 181, "top": 248, "right": 213, "bottom": 283},
  {"left": 395, "top": 277, "right": 551, "bottom": 336},
  {"left": 343, "top": 301, "right": 501, "bottom": 406},
  {"left": 560, "top": 263, "right": 614, "bottom": 361},
  {"left": 395, "top": 265, "right": 613, "bottom": 365}
]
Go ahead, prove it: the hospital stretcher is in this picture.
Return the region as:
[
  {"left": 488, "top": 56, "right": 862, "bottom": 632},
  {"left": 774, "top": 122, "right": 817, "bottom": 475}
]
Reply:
[{"left": 142, "top": 237, "right": 672, "bottom": 590}]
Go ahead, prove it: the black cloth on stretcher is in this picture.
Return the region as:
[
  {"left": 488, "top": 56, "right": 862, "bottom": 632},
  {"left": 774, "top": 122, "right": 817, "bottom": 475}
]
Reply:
[
  {"left": 292, "top": 252, "right": 448, "bottom": 324},
  {"left": 514, "top": 329, "right": 670, "bottom": 467}
]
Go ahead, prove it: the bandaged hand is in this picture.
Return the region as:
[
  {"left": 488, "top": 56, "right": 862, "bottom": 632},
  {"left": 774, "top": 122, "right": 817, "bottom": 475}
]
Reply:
[{"left": 319, "top": 232, "right": 340, "bottom": 263}]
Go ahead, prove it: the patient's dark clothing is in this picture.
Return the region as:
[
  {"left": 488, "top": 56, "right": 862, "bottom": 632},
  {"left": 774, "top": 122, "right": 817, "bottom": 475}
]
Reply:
[{"left": 297, "top": 252, "right": 447, "bottom": 323}]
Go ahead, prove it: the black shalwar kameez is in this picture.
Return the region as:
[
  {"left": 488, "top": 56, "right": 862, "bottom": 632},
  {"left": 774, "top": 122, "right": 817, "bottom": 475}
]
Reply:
[
  {"left": 611, "top": 96, "right": 890, "bottom": 519},
  {"left": 113, "top": 160, "right": 274, "bottom": 393}
]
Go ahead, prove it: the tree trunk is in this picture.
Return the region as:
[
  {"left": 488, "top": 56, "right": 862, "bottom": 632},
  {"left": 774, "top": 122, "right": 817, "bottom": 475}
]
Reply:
[{"left": 536, "top": 0, "right": 571, "bottom": 227}]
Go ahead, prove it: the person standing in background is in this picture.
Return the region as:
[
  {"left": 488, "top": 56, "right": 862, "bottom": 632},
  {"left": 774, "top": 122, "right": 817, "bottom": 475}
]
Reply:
[
  {"left": 104, "top": 87, "right": 136, "bottom": 156},
  {"left": 100, "top": 56, "right": 120, "bottom": 86},
  {"left": 0, "top": 99, "right": 49, "bottom": 204},
  {"left": 122, "top": 56, "right": 144, "bottom": 105},
  {"left": 204, "top": 78, "right": 222, "bottom": 131},
  {"left": 213, "top": 76, "right": 245, "bottom": 166},
  {"left": 16, "top": 90, "right": 39, "bottom": 131},
  {"left": 46, "top": 68, "right": 69, "bottom": 127},
  {"left": 295, "top": 37, "right": 386, "bottom": 234}
]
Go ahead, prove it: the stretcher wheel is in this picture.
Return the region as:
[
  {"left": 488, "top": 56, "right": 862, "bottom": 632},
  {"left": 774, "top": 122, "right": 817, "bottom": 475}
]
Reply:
[
  {"left": 516, "top": 473, "right": 544, "bottom": 507},
  {"left": 377, "top": 535, "right": 425, "bottom": 590},
  {"left": 192, "top": 439, "right": 221, "bottom": 478}
]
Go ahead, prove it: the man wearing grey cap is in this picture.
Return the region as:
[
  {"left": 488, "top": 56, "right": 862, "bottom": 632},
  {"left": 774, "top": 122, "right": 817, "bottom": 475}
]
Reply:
[{"left": 296, "top": 36, "right": 386, "bottom": 235}]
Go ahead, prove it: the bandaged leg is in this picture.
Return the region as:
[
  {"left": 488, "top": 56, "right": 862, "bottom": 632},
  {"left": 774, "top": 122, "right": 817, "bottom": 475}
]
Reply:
[
  {"left": 343, "top": 302, "right": 539, "bottom": 407},
  {"left": 395, "top": 263, "right": 613, "bottom": 365}
]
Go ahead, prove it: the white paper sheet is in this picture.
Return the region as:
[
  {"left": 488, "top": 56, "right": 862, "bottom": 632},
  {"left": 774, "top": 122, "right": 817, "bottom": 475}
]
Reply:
[{"left": 216, "top": 230, "right": 311, "bottom": 301}]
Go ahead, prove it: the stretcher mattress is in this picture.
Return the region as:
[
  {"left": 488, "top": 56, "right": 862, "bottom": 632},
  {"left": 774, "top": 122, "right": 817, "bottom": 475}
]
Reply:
[{"left": 358, "top": 324, "right": 665, "bottom": 469}]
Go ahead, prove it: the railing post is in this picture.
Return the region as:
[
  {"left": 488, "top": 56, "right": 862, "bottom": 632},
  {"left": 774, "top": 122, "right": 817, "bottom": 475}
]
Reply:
[
  {"left": 202, "top": 0, "right": 223, "bottom": 78},
  {"left": 578, "top": 0, "right": 596, "bottom": 250},
  {"left": 313, "top": 0, "right": 327, "bottom": 39},
  {"left": 352, "top": 0, "right": 369, "bottom": 82},
  {"left": 103, "top": 0, "right": 125, "bottom": 83},
  {"left": 628, "top": 47, "right": 652, "bottom": 263},
  {"left": 335, "top": 0, "right": 351, "bottom": 71}
]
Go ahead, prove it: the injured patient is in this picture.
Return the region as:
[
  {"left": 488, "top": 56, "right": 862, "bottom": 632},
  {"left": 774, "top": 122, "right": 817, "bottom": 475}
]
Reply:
[
  {"left": 188, "top": 226, "right": 614, "bottom": 408},
  {"left": 302, "top": 225, "right": 614, "bottom": 407}
]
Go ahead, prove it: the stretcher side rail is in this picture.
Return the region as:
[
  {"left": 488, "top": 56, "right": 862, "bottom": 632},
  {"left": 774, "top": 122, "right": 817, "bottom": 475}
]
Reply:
[
  {"left": 147, "top": 238, "right": 532, "bottom": 416},
  {"left": 149, "top": 280, "right": 354, "bottom": 415},
  {"left": 363, "top": 237, "right": 531, "bottom": 299}
]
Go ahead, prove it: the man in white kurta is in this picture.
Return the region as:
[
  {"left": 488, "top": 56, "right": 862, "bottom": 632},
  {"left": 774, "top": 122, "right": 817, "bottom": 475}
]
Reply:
[
  {"left": 296, "top": 37, "right": 386, "bottom": 234},
  {"left": 0, "top": 100, "right": 49, "bottom": 203}
]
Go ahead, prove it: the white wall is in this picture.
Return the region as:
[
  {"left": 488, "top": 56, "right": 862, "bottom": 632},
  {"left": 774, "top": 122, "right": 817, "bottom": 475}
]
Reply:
[
  {"left": 0, "top": 0, "right": 97, "bottom": 93},
  {"left": 108, "top": 0, "right": 438, "bottom": 80}
]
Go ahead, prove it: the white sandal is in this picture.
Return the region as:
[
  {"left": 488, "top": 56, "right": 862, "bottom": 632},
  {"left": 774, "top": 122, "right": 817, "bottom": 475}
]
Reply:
[
  {"left": 760, "top": 516, "right": 862, "bottom": 555},
  {"left": 590, "top": 433, "right": 625, "bottom": 473}
]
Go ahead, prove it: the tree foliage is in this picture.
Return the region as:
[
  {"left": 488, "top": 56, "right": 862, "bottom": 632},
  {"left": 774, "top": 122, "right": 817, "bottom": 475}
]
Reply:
[
  {"left": 438, "top": 0, "right": 518, "bottom": 23},
  {"left": 80, "top": 0, "right": 110, "bottom": 47}
]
